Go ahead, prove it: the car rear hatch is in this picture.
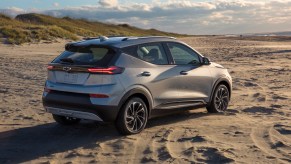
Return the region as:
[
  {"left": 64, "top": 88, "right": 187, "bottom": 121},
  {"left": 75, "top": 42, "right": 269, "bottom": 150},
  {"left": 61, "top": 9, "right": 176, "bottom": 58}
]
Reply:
[{"left": 47, "top": 45, "right": 123, "bottom": 86}]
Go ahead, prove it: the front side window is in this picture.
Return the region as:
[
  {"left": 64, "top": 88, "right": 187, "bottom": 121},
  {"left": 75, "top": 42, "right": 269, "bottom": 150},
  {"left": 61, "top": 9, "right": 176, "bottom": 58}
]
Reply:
[
  {"left": 167, "top": 43, "right": 200, "bottom": 65},
  {"left": 123, "top": 43, "right": 168, "bottom": 65}
]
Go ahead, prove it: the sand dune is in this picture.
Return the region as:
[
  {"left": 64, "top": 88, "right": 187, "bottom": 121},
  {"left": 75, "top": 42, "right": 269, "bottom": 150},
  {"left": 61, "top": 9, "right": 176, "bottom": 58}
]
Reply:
[{"left": 0, "top": 37, "right": 290, "bottom": 163}]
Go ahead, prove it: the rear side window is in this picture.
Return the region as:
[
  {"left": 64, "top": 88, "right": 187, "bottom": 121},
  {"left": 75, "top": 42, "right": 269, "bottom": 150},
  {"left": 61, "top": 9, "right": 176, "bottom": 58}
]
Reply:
[
  {"left": 53, "top": 47, "right": 115, "bottom": 67},
  {"left": 123, "top": 43, "right": 168, "bottom": 65}
]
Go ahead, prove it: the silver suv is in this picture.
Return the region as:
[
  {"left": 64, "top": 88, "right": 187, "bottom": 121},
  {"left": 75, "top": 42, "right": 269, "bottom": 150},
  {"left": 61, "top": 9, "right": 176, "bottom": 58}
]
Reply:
[{"left": 42, "top": 36, "right": 232, "bottom": 135}]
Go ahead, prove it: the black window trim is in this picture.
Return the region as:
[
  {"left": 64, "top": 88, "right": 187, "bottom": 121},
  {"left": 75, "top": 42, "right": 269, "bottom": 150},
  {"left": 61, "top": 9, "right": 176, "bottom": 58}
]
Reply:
[{"left": 162, "top": 41, "right": 203, "bottom": 66}]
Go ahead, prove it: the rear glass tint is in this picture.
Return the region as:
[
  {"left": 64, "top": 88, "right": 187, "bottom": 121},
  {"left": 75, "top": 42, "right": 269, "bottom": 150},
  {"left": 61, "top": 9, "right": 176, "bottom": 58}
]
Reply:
[{"left": 53, "top": 47, "right": 115, "bottom": 67}]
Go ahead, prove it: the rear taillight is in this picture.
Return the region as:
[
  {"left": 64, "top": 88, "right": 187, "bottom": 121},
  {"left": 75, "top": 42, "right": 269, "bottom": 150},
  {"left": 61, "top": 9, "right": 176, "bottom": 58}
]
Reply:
[
  {"left": 89, "top": 94, "right": 109, "bottom": 98},
  {"left": 87, "top": 66, "right": 124, "bottom": 74},
  {"left": 47, "top": 65, "right": 54, "bottom": 70}
]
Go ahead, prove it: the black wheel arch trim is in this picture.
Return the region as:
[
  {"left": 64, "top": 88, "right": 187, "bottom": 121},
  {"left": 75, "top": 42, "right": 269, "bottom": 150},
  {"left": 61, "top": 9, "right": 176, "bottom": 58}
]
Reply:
[
  {"left": 118, "top": 87, "right": 153, "bottom": 116},
  {"left": 209, "top": 77, "right": 232, "bottom": 105}
]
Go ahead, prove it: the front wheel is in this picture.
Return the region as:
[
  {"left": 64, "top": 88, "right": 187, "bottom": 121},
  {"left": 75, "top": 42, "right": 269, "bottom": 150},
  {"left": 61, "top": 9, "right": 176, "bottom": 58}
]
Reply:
[
  {"left": 52, "top": 114, "right": 81, "bottom": 125},
  {"left": 207, "top": 84, "right": 230, "bottom": 113},
  {"left": 116, "top": 97, "right": 148, "bottom": 135}
]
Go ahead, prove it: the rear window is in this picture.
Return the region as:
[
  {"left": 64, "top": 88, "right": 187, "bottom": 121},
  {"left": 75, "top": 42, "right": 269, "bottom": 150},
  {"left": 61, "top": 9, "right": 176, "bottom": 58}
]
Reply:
[{"left": 53, "top": 47, "right": 115, "bottom": 67}]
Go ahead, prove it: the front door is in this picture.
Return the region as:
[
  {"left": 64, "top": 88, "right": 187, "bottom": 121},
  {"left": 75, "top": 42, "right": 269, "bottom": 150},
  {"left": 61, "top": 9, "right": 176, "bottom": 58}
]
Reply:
[{"left": 163, "top": 42, "right": 213, "bottom": 104}]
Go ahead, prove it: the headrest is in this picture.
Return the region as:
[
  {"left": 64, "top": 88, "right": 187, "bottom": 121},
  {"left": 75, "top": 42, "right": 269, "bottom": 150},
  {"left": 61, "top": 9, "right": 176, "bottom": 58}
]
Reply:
[{"left": 148, "top": 49, "right": 159, "bottom": 59}]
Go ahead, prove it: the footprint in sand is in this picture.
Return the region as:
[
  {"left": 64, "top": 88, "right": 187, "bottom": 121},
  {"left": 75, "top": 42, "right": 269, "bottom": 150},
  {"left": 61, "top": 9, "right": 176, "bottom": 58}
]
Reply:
[
  {"left": 252, "top": 93, "right": 266, "bottom": 102},
  {"left": 272, "top": 95, "right": 288, "bottom": 100},
  {"left": 141, "top": 156, "right": 157, "bottom": 163},
  {"left": 177, "top": 135, "right": 207, "bottom": 143},
  {"left": 243, "top": 106, "right": 276, "bottom": 115},
  {"left": 157, "top": 146, "right": 172, "bottom": 161},
  {"left": 274, "top": 124, "right": 291, "bottom": 135},
  {"left": 196, "top": 147, "right": 235, "bottom": 163},
  {"left": 270, "top": 104, "right": 283, "bottom": 109},
  {"left": 0, "top": 88, "right": 8, "bottom": 93},
  {"left": 244, "top": 81, "right": 258, "bottom": 87}
]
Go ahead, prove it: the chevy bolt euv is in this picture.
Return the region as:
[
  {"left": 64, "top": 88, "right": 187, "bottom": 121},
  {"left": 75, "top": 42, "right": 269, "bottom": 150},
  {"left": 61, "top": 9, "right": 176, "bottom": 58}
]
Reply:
[{"left": 42, "top": 36, "right": 232, "bottom": 135}]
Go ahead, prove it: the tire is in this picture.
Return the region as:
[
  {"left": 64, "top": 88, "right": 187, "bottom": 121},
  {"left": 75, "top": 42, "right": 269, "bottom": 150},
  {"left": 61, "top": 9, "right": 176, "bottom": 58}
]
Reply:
[
  {"left": 207, "top": 84, "right": 230, "bottom": 113},
  {"left": 116, "top": 97, "right": 148, "bottom": 135},
  {"left": 52, "top": 114, "right": 81, "bottom": 125}
]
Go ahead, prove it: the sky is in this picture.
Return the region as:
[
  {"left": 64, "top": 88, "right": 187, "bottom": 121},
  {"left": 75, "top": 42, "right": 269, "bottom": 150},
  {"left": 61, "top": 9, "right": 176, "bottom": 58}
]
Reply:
[{"left": 0, "top": 0, "right": 290, "bottom": 35}]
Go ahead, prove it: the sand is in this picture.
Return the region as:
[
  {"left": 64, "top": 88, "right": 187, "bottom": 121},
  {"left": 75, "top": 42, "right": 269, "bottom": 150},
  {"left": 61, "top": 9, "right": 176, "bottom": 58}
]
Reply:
[{"left": 0, "top": 37, "right": 290, "bottom": 163}]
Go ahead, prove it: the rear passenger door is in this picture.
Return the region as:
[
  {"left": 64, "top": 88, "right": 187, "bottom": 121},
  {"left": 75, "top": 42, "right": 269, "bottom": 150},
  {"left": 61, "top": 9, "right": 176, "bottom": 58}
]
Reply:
[{"left": 163, "top": 42, "right": 213, "bottom": 103}]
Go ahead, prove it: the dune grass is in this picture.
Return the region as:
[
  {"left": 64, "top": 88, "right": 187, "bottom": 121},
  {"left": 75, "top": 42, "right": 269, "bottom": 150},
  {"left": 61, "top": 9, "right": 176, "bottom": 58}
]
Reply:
[
  {"left": 0, "top": 13, "right": 187, "bottom": 44},
  {"left": 0, "top": 25, "right": 78, "bottom": 44}
]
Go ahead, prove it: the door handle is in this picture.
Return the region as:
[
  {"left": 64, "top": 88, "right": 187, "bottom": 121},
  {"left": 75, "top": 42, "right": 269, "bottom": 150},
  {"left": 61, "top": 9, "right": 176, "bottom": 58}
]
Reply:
[
  {"left": 141, "top": 71, "right": 151, "bottom": 76},
  {"left": 180, "top": 71, "right": 188, "bottom": 75}
]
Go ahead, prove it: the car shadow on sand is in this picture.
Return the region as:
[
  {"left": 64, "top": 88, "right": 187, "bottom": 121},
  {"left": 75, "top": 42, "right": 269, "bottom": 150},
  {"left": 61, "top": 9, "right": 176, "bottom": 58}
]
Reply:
[
  {"left": 147, "top": 109, "right": 232, "bottom": 128},
  {"left": 0, "top": 109, "right": 230, "bottom": 163},
  {"left": 0, "top": 122, "right": 119, "bottom": 163}
]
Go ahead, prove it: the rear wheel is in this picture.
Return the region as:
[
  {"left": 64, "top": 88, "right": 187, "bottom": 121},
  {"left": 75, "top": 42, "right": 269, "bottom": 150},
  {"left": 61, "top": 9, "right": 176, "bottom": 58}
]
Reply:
[
  {"left": 116, "top": 97, "right": 148, "bottom": 135},
  {"left": 52, "top": 114, "right": 81, "bottom": 125},
  {"left": 207, "top": 84, "right": 230, "bottom": 113}
]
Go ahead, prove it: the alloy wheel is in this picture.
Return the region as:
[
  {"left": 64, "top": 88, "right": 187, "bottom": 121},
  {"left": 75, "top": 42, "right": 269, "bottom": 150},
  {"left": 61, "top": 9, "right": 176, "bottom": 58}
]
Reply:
[
  {"left": 125, "top": 102, "right": 146, "bottom": 132},
  {"left": 214, "top": 87, "right": 229, "bottom": 111}
]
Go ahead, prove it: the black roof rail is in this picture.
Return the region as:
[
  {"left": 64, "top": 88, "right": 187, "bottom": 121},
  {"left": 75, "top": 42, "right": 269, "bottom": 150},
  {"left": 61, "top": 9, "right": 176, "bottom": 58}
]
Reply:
[
  {"left": 83, "top": 37, "right": 100, "bottom": 40},
  {"left": 121, "top": 38, "right": 129, "bottom": 41},
  {"left": 83, "top": 35, "right": 128, "bottom": 41},
  {"left": 82, "top": 36, "right": 176, "bottom": 42},
  {"left": 83, "top": 36, "right": 110, "bottom": 41},
  {"left": 107, "top": 35, "right": 126, "bottom": 38},
  {"left": 138, "top": 36, "right": 176, "bottom": 39},
  {"left": 121, "top": 36, "right": 176, "bottom": 41}
]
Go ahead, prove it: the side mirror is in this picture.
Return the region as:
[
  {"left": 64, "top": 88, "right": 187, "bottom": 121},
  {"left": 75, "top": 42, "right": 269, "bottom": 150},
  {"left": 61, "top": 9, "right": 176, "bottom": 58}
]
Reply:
[{"left": 202, "top": 57, "right": 211, "bottom": 65}]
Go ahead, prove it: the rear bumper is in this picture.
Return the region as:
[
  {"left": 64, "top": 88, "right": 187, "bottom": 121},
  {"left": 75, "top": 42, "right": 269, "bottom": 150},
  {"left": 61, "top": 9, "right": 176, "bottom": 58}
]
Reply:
[
  {"left": 42, "top": 90, "right": 119, "bottom": 122},
  {"left": 45, "top": 106, "right": 103, "bottom": 121}
]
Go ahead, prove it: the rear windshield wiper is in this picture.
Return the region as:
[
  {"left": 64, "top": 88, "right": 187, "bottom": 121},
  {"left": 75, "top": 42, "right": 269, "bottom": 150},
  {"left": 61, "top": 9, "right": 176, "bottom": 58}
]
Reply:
[{"left": 60, "top": 58, "right": 74, "bottom": 63}]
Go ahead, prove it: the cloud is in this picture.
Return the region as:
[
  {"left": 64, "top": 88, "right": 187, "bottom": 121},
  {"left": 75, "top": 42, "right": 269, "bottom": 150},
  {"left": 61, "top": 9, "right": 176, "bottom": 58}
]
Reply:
[
  {"left": 153, "top": 1, "right": 217, "bottom": 10},
  {"left": 1, "top": 0, "right": 291, "bottom": 34},
  {"left": 53, "top": 2, "right": 59, "bottom": 7},
  {"left": 99, "top": 0, "right": 118, "bottom": 7},
  {"left": 0, "top": 7, "right": 26, "bottom": 17}
]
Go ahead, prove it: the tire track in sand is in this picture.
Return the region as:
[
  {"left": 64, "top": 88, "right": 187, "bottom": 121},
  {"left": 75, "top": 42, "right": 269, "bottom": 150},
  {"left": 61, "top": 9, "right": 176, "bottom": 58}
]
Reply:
[{"left": 251, "top": 124, "right": 291, "bottom": 163}]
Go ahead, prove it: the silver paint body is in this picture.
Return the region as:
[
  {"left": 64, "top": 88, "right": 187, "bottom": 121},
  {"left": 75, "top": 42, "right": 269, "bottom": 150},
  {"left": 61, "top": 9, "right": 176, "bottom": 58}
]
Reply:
[{"left": 44, "top": 37, "right": 232, "bottom": 120}]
